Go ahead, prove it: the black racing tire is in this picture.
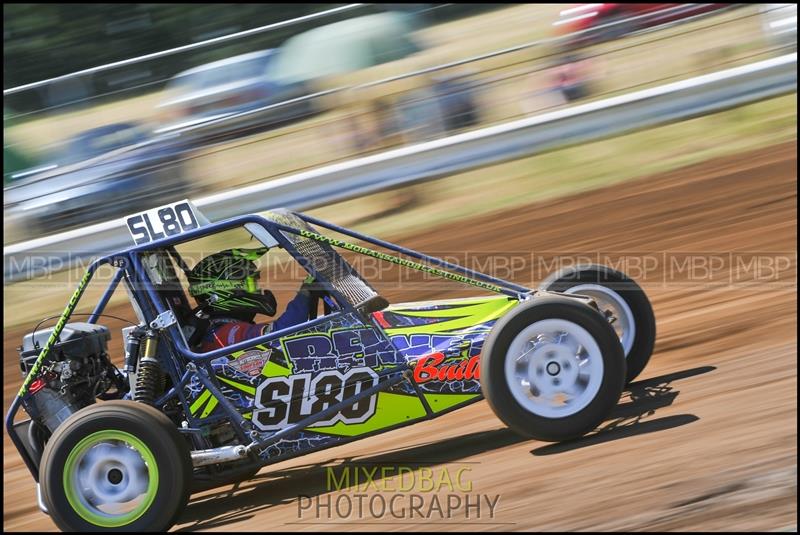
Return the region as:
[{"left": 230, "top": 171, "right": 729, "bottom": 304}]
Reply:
[
  {"left": 539, "top": 264, "right": 656, "bottom": 383},
  {"left": 39, "top": 400, "right": 192, "bottom": 532},
  {"left": 481, "top": 296, "right": 626, "bottom": 442}
]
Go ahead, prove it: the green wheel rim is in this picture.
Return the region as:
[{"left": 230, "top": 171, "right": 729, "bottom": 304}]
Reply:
[{"left": 62, "top": 429, "right": 160, "bottom": 528}]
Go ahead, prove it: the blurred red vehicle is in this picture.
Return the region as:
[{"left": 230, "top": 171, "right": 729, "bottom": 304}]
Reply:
[{"left": 554, "top": 3, "right": 738, "bottom": 49}]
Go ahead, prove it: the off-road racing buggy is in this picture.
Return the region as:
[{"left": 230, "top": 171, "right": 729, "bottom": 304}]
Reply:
[{"left": 6, "top": 201, "right": 655, "bottom": 531}]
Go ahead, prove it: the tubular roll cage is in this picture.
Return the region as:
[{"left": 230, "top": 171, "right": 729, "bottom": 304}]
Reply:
[{"left": 7, "top": 212, "right": 533, "bottom": 479}]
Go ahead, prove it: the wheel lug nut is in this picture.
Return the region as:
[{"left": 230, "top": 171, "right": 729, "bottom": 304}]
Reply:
[
  {"left": 546, "top": 362, "right": 561, "bottom": 376},
  {"left": 107, "top": 468, "right": 123, "bottom": 485}
]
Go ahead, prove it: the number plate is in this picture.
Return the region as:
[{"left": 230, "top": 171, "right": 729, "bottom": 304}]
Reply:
[{"left": 125, "top": 200, "right": 202, "bottom": 245}]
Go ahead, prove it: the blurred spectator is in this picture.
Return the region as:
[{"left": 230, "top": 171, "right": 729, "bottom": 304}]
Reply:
[
  {"left": 552, "top": 53, "right": 594, "bottom": 103},
  {"left": 432, "top": 70, "right": 481, "bottom": 133},
  {"left": 372, "top": 98, "right": 403, "bottom": 149},
  {"left": 341, "top": 112, "right": 372, "bottom": 154},
  {"left": 352, "top": 70, "right": 484, "bottom": 149},
  {"left": 394, "top": 84, "right": 446, "bottom": 144},
  {"left": 522, "top": 52, "right": 597, "bottom": 115}
]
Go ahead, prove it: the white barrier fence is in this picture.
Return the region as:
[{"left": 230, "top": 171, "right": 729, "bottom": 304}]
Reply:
[{"left": 3, "top": 53, "right": 796, "bottom": 282}]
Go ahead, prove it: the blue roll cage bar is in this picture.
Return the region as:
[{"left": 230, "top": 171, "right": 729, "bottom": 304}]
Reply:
[{"left": 7, "top": 211, "right": 533, "bottom": 480}]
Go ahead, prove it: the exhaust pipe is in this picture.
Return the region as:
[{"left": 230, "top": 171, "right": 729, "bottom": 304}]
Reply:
[{"left": 191, "top": 445, "right": 247, "bottom": 467}]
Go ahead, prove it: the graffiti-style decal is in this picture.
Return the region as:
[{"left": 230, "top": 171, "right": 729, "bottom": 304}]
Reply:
[
  {"left": 180, "top": 296, "right": 520, "bottom": 461},
  {"left": 280, "top": 325, "right": 402, "bottom": 373}
]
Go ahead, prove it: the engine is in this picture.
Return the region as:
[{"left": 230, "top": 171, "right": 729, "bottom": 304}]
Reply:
[{"left": 18, "top": 322, "right": 123, "bottom": 433}]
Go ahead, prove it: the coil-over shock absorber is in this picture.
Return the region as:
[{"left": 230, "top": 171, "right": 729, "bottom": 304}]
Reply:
[{"left": 134, "top": 330, "right": 165, "bottom": 405}]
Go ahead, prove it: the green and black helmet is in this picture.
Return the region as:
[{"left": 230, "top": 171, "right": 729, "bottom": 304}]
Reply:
[{"left": 187, "top": 247, "right": 277, "bottom": 320}]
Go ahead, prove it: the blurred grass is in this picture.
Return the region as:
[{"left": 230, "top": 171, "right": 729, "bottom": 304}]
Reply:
[{"left": 4, "top": 93, "right": 796, "bottom": 330}]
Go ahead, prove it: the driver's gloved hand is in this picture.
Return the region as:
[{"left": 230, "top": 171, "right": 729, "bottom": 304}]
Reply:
[{"left": 299, "top": 274, "right": 325, "bottom": 295}]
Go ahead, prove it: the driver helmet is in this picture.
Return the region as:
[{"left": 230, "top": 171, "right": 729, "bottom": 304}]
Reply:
[{"left": 187, "top": 247, "right": 277, "bottom": 321}]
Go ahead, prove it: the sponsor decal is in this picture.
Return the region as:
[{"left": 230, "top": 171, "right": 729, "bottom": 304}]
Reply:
[
  {"left": 230, "top": 349, "right": 270, "bottom": 377},
  {"left": 413, "top": 353, "right": 481, "bottom": 384},
  {"left": 281, "top": 327, "right": 402, "bottom": 373},
  {"left": 390, "top": 333, "right": 479, "bottom": 359},
  {"left": 297, "top": 228, "right": 507, "bottom": 293}
]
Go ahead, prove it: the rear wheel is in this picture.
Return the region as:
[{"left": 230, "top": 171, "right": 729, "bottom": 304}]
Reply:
[
  {"left": 540, "top": 264, "right": 656, "bottom": 383},
  {"left": 481, "top": 296, "right": 626, "bottom": 442},
  {"left": 40, "top": 400, "right": 192, "bottom": 532}
]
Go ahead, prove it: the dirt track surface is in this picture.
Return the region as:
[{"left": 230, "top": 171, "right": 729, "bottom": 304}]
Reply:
[{"left": 3, "top": 142, "right": 797, "bottom": 531}]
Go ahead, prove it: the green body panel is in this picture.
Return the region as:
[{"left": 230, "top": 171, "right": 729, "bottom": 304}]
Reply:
[
  {"left": 190, "top": 296, "right": 520, "bottom": 436},
  {"left": 382, "top": 295, "right": 519, "bottom": 336}
]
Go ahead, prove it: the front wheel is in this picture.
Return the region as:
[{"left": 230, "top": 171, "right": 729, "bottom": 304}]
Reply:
[
  {"left": 481, "top": 296, "right": 626, "bottom": 442},
  {"left": 39, "top": 400, "right": 192, "bottom": 532},
  {"left": 539, "top": 264, "right": 656, "bottom": 383}
]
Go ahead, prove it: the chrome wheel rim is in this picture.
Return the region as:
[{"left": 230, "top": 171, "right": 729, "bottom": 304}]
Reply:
[
  {"left": 564, "top": 284, "right": 636, "bottom": 356},
  {"left": 504, "top": 318, "right": 604, "bottom": 418},
  {"left": 63, "top": 430, "right": 158, "bottom": 527}
]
